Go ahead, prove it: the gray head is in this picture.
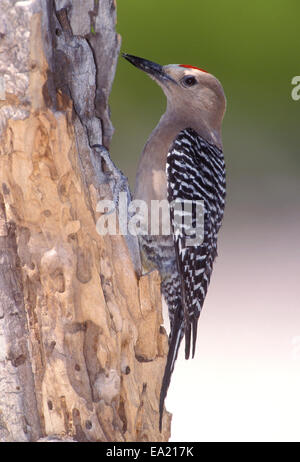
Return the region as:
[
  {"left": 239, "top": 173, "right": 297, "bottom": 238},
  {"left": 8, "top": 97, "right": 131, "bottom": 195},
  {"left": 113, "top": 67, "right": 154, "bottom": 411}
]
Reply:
[{"left": 123, "top": 53, "right": 226, "bottom": 147}]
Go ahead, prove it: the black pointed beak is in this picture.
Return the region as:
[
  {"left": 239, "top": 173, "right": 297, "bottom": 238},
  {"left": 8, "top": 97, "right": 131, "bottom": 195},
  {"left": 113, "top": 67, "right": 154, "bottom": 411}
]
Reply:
[{"left": 122, "top": 53, "right": 176, "bottom": 85}]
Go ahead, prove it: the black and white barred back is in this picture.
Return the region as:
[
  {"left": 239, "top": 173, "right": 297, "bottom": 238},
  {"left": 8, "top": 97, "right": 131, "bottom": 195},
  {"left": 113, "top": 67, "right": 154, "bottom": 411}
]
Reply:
[{"left": 159, "top": 127, "right": 226, "bottom": 430}]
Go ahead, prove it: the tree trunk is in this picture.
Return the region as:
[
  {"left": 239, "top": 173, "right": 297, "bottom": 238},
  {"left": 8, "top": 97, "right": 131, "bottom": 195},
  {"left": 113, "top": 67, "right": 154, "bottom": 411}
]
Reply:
[{"left": 0, "top": 0, "right": 171, "bottom": 442}]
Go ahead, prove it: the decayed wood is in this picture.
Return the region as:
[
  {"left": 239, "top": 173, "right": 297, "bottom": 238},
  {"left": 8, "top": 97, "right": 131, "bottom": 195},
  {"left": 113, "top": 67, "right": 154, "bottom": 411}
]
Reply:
[{"left": 0, "top": 0, "right": 171, "bottom": 442}]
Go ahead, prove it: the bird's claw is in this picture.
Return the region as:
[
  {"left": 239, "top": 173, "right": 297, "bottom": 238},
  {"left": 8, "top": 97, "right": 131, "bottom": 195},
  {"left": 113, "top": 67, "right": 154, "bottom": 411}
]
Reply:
[{"left": 92, "top": 144, "right": 131, "bottom": 215}]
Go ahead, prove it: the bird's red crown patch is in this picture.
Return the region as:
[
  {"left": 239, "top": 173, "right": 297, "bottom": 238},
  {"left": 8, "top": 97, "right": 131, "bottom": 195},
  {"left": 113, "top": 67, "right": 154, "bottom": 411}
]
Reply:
[{"left": 179, "top": 64, "right": 208, "bottom": 73}]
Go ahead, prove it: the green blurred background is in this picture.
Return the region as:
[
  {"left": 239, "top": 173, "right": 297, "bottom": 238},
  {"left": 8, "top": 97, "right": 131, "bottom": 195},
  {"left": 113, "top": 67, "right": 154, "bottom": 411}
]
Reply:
[
  {"left": 110, "top": 0, "right": 300, "bottom": 210},
  {"left": 109, "top": 1, "right": 300, "bottom": 442}
]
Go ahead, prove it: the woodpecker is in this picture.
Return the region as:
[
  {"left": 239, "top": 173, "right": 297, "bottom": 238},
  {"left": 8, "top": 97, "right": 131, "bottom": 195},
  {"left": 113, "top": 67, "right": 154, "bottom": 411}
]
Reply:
[{"left": 123, "top": 53, "right": 226, "bottom": 431}]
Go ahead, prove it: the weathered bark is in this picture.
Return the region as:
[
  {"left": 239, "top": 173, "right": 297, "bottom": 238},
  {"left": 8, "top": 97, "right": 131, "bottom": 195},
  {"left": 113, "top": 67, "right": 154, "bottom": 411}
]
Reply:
[{"left": 0, "top": 0, "right": 171, "bottom": 442}]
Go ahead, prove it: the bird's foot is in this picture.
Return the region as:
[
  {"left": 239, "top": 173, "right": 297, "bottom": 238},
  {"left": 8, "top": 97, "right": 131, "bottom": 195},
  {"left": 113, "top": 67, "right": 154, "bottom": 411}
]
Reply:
[{"left": 92, "top": 144, "right": 130, "bottom": 215}]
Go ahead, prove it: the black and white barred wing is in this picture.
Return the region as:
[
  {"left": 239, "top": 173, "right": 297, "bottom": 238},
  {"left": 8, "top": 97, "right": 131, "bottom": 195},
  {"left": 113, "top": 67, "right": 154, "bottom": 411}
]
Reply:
[{"left": 166, "top": 128, "right": 226, "bottom": 359}]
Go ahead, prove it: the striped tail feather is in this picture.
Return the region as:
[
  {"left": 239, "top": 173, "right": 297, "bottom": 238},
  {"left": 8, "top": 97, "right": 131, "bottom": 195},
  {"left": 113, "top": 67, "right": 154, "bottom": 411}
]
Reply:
[
  {"left": 192, "top": 318, "right": 198, "bottom": 358},
  {"left": 185, "top": 317, "right": 198, "bottom": 359},
  {"left": 184, "top": 320, "right": 191, "bottom": 359},
  {"left": 159, "top": 308, "right": 184, "bottom": 432}
]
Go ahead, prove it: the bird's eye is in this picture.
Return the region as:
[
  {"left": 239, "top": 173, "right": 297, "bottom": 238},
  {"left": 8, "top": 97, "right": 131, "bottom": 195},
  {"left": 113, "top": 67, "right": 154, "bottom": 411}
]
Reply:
[{"left": 182, "top": 75, "right": 197, "bottom": 87}]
